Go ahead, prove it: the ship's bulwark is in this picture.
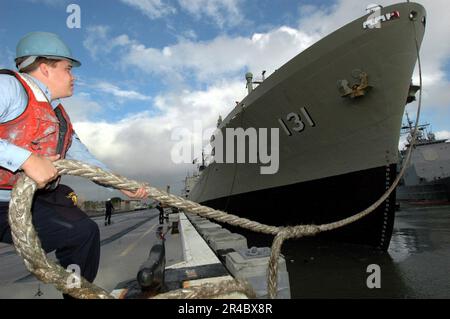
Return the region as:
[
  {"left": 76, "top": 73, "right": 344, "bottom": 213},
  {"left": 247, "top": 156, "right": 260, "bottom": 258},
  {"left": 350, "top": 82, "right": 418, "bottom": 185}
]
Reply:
[{"left": 189, "top": 2, "right": 426, "bottom": 250}]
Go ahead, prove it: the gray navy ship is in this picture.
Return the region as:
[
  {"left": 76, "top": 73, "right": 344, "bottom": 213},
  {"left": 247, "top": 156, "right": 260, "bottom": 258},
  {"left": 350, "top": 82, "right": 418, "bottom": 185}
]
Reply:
[
  {"left": 397, "top": 113, "right": 450, "bottom": 202},
  {"left": 188, "top": 2, "right": 426, "bottom": 250}
]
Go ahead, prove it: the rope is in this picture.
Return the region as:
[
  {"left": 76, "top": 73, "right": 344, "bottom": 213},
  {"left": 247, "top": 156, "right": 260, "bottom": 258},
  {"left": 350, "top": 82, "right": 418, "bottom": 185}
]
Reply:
[
  {"left": 151, "top": 279, "right": 256, "bottom": 299},
  {"left": 8, "top": 173, "right": 113, "bottom": 299},
  {"left": 8, "top": 15, "right": 423, "bottom": 301}
]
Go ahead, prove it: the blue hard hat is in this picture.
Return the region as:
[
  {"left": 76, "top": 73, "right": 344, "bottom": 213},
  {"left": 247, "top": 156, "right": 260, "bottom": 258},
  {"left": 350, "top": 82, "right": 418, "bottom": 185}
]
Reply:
[{"left": 16, "top": 32, "right": 81, "bottom": 68}]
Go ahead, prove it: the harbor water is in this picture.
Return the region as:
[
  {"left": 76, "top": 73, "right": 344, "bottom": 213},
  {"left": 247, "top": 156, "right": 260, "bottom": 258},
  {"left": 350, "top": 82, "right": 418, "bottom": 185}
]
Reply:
[{"left": 282, "top": 203, "right": 450, "bottom": 298}]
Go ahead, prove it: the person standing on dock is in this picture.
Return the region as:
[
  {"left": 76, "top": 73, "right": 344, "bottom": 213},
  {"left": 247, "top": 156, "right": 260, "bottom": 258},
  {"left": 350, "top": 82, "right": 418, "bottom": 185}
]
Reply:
[
  {"left": 156, "top": 202, "right": 165, "bottom": 224},
  {"left": 105, "top": 199, "right": 114, "bottom": 226},
  {"left": 0, "top": 32, "right": 148, "bottom": 297}
]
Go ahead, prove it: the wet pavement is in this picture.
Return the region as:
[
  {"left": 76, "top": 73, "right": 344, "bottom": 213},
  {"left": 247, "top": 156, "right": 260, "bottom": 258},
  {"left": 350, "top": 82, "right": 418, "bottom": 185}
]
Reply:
[{"left": 282, "top": 203, "right": 450, "bottom": 298}]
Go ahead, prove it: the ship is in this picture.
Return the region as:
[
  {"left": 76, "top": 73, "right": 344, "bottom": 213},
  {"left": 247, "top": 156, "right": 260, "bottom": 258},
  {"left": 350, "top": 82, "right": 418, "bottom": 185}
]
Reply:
[
  {"left": 397, "top": 113, "right": 450, "bottom": 202},
  {"left": 181, "top": 151, "right": 206, "bottom": 198},
  {"left": 181, "top": 173, "right": 201, "bottom": 199},
  {"left": 187, "top": 2, "right": 427, "bottom": 250}
]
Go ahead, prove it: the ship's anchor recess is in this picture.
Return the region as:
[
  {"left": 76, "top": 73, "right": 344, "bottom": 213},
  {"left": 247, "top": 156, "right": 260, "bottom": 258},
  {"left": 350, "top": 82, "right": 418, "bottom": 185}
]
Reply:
[{"left": 337, "top": 70, "right": 371, "bottom": 98}]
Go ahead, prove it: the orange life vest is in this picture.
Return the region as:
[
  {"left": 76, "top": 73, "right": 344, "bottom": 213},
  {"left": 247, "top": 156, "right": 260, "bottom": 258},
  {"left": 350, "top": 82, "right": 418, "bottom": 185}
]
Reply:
[{"left": 0, "top": 70, "right": 73, "bottom": 190}]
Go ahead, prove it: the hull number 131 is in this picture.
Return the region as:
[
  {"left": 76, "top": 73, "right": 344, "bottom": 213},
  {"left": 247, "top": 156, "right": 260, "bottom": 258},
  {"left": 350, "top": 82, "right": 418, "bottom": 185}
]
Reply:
[{"left": 278, "top": 107, "right": 316, "bottom": 136}]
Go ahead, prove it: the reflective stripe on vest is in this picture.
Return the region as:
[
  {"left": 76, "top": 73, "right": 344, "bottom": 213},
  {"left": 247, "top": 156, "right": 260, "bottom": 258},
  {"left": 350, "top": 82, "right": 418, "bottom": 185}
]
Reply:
[{"left": 0, "top": 70, "right": 74, "bottom": 190}]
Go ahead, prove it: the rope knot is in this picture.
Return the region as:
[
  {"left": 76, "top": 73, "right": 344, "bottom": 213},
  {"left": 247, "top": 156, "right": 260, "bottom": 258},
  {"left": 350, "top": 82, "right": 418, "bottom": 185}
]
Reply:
[{"left": 300, "top": 224, "right": 321, "bottom": 237}]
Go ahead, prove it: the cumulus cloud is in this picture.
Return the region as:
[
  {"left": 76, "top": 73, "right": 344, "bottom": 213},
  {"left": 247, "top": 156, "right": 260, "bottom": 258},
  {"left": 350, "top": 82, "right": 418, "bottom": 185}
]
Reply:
[
  {"left": 89, "top": 0, "right": 450, "bottom": 108},
  {"left": 180, "top": 29, "right": 198, "bottom": 41},
  {"left": 435, "top": 130, "right": 450, "bottom": 141},
  {"left": 61, "top": 93, "right": 102, "bottom": 122},
  {"left": 122, "top": 26, "right": 318, "bottom": 84},
  {"left": 178, "top": 0, "right": 243, "bottom": 29},
  {"left": 70, "top": 80, "right": 245, "bottom": 196},
  {"left": 94, "top": 82, "right": 151, "bottom": 101},
  {"left": 119, "top": 0, "right": 176, "bottom": 19},
  {"left": 410, "top": 0, "right": 450, "bottom": 110},
  {"left": 83, "top": 26, "right": 134, "bottom": 59}
]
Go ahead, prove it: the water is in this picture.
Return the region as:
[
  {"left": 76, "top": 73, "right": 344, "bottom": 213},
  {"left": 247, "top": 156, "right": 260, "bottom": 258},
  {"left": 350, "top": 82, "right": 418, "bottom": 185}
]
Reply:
[{"left": 282, "top": 204, "right": 450, "bottom": 298}]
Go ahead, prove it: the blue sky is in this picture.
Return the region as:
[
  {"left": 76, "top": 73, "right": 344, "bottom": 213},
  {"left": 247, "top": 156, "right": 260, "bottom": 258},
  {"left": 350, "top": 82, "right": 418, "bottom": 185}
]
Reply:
[
  {"left": 1, "top": 0, "right": 332, "bottom": 122},
  {"left": 1, "top": 0, "right": 449, "bottom": 199}
]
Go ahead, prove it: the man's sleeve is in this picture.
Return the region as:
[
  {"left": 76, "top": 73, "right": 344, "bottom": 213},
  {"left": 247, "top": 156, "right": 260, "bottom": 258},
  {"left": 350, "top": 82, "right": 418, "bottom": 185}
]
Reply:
[
  {"left": 0, "top": 74, "right": 32, "bottom": 171},
  {"left": 66, "top": 132, "right": 111, "bottom": 172},
  {"left": 0, "top": 140, "right": 31, "bottom": 172}
]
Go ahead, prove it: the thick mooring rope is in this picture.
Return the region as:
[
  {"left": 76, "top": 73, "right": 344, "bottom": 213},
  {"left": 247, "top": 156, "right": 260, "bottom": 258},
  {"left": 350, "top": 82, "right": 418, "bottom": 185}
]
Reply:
[
  {"left": 8, "top": 173, "right": 112, "bottom": 299},
  {"left": 152, "top": 279, "right": 256, "bottom": 299}
]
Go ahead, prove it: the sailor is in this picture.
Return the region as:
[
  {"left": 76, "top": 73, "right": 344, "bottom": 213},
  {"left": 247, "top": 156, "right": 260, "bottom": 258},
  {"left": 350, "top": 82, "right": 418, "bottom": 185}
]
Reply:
[
  {"left": 105, "top": 198, "right": 114, "bottom": 226},
  {"left": 156, "top": 201, "right": 165, "bottom": 224},
  {"left": 0, "top": 32, "right": 148, "bottom": 297}
]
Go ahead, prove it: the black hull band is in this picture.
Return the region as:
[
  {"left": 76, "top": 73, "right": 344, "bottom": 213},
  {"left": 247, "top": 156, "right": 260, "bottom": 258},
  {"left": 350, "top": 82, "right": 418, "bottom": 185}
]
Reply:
[{"left": 201, "top": 164, "right": 397, "bottom": 250}]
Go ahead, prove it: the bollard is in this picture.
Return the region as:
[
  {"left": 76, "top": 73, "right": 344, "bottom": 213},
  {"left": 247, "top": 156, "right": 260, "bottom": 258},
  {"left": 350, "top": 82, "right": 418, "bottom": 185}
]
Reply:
[{"left": 136, "top": 236, "right": 166, "bottom": 292}]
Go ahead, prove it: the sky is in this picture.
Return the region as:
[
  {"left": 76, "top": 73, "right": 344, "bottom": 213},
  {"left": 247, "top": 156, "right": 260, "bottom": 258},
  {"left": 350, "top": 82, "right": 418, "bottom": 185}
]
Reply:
[{"left": 0, "top": 0, "right": 449, "bottom": 200}]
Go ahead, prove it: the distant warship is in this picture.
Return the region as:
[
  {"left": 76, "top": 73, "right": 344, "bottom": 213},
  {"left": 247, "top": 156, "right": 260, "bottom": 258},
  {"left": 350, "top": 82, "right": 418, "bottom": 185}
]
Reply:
[
  {"left": 188, "top": 2, "right": 426, "bottom": 250},
  {"left": 397, "top": 113, "right": 450, "bottom": 202}
]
